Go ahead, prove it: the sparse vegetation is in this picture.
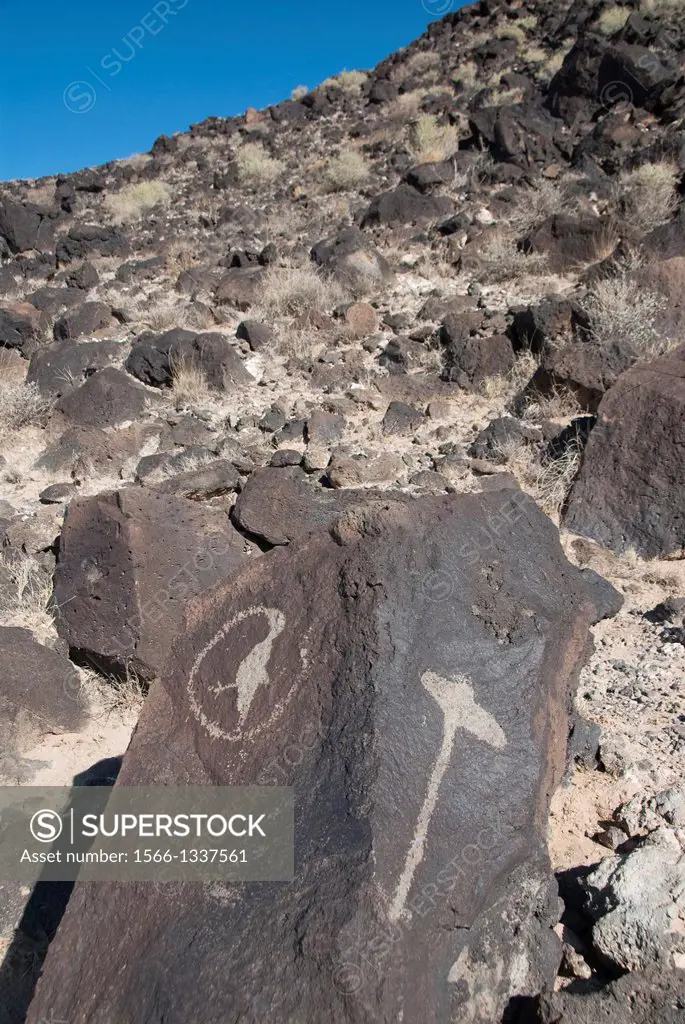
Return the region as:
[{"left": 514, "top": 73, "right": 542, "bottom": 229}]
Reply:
[
  {"left": 0, "top": 381, "right": 52, "bottom": 432},
  {"left": 234, "top": 142, "right": 285, "bottom": 185},
  {"left": 495, "top": 24, "right": 526, "bottom": 44},
  {"left": 522, "top": 46, "right": 548, "bottom": 64},
  {"left": 169, "top": 356, "right": 214, "bottom": 411},
  {"left": 407, "top": 113, "right": 460, "bottom": 164},
  {"left": 104, "top": 179, "right": 171, "bottom": 223},
  {"left": 584, "top": 275, "right": 669, "bottom": 355},
  {"left": 616, "top": 161, "right": 680, "bottom": 234},
  {"left": 508, "top": 178, "right": 569, "bottom": 235},
  {"left": 0, "top": 555, "right": 56, "bottom": 644},
  {"left": 597, "top": 7, "right": 630, "bottom": 34},
  {"left": 338, "top": 69, "right": 368, "bottom": 92},
  {"left": 456, "top": 61, "right": 479, "bottom": 86},
  {"left": 482, "top": 351, "right": 539, "bottom": 408},
  {"left": 291, "top": 85, "right": 308, "bottom": 101},
  {"left": 324, "top": 149, "right": 370, "bottom": 191},
  {"left": 479, "top": 235, "right": 549, "bottom": 281},
  {"left": 496, "top": 437, "right": 581, "bottom": 518},
  {"left": 538, "top": 50, "right": 567, "bottom": 81},
  {"left": 257, "top": 263, "right": 345, "bottom": 321},
  {"left": 322, "top": 69, "right": 368, "bottom": 93},
  {"left": 487, "top": 86, "right": 525, "bottom": 106}
]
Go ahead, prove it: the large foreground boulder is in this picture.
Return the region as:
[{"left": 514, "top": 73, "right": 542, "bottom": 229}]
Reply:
[
  {"left": 564, "top": 346, "right": 685, "bottom": 557},
  {"left": 30, "top": 490, "right": 615, "bottom": 1024},
  {"left": 52, "top": 489, "right": 253, "bottom": 678}
]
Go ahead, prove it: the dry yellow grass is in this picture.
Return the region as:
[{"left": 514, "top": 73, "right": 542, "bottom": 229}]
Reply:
[
  {"left": 256, "top": 263, "right": 345, "bottom": 320},
  {"left": 104, "top": 180, "right": 171, "bottom": 223},
  {"left": 616, "top": 161, "right": 680, "bottom": 234},
  {"left": 234, "top": 143, "right": 285, "bottom": 185},
  {"left": 407, "top": 113, "right": 460, "bottom": 164},
  {"left": 324, "top": 150, "right": 370, "bottom": 191},
  {"left": 0, "top": 555, "right": 57, "bottom": 644},
  {"left": 0, "top": 381, "right": 52, "bottom": 432}
]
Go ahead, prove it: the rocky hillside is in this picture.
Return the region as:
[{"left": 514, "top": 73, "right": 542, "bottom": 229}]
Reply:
[{"left": 1, "top": 0, "right": 684, "bottom": 1021}]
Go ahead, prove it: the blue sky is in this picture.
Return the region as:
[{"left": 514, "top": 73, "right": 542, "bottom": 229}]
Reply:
[{"left": 0, "top": 0, "right": 459, "bottom": 182}]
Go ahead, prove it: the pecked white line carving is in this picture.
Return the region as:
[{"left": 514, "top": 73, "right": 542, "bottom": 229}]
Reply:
[
  {"left": 388, "top": 672, "right": 507, "bottom": 924},
  {"left": 187, "top": 606, "right": 286, "bottom": 741}
]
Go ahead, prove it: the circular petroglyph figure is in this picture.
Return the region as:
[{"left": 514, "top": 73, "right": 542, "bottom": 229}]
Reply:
[{"left": 187, "top": 605, "right": 299, "bottom": 742}]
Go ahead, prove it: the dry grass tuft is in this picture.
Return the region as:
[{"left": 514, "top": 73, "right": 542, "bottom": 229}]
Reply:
[
  {"left": 456, "top": 61, "right": 479, "bottom": 87},
  {"left": 508, "top": 178, "right": 570, "bottom": 235},
  {"left": 291, "top": 85, "right": 308, "bottom": 101},
  {"left": 481, "top": 351, "right": 538, "bottom": 407},
  {"left": 499, "top": 439, "right": 581, "bottom": 518},
  {"left": 520, "top": 384, "right": 582, "bottom": 422},
  {"left": 0, "top": 555, "right": 56, "bottom": 644},
  {"left": 104, "top": 180, "right": 171, "bottom": 223},
  {"left": 616, "top": 162, "right": 680, "bottom": 234},
  {"left": 0, "top": 381, "right": 52, "bottom": 432},
  {"left": 234, "top": 143, "right": 285, "bottom": 186},
  {"left": 538, "top": 49, "right": 568, "bottom": 81},
  {"left": 408, "top": 113, "right": 460, "bottom": 164},
  {"left": 324, "top": 150, "right": 371, "bottom": 191},
  {"left": 170, "top": 356, "right": 214, "bottom": 411},
  {"left": 256, "top": 263, "right": 345, "bottom": 320},
  {"left": 584, "top": 275, "right": 669, "bottom": 356},
  {"left": 479, "top": 235, "right": 548, "bottom": 281},
  {"left": 597, "top": 7, "right": 630, "bottom": 33},
  {"left": 495, "top": 24, "right": 526, "bottom": 43},
  {"left": 336, "top": 70, "right": 368, "bottom": 93}
]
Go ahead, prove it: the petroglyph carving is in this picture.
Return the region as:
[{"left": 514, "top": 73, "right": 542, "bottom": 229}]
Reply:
[
  {"left": 186, "top": 606, "right": 287, "bottom": 741},
  {"left": 388, "top": 672, "right": 507, "bottom": 923}
]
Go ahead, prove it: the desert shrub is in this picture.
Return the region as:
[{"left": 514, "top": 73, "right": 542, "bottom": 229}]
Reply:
[
  {"left": 234, "top": 143, "right": 285, "bottom": 185},
  {"left": 479, "top": 235, "right": 548, "bottom": 281},
  {"left": 324, "top": 150, "right": 370, "bottom": 191},
  {"left": 257, "top": 263, "right": 344, "bottom": 320},
  {"left": 487, "top": 86, "right": 525, "bottom": 106},
  {"left": 0, "top": 554, "right": 55, "bottom": 643},
  {"left": 508, "top": 179, "right": 569, "bottom": 235},
  {"left": 104, "top": 180, "right": 171, "bottom": 223},
  {"left": 408, "top": 113, "right": 460, "bottom": 164},
  {"left": 169, "top": 356, "right": 214, "bottom": 410},
  {"left": 495, "top": 25, "right": 525, "bottom": 43},
  {"left": 291, "top": 85, "right": 308, "bottom": 101},
  {"left": 405, "top": 51, "right": 442, "bottom": 75},
  {"left": 616, "top": 161, "right": 680, "bottom": 234},
  {"left": 518, "top": 15, "right": 538, "bottom": 29},
  {"left": 456, "top": 61, "right": 479, "bottom": 86},
  {"left": 597, "top": 7, "right": 630, "bottom": 33},
  {"left": 585, "top": 275, "right": 669, "bottom": 355},
  {"left": 337, "top": 70, "right": 368, "bottom": 93},
  {"left": 522, "top": 46, "right": 548, "bottom": 64},
  {"left": 0, "top": 380, "right": 52, "bottom": 431},
  {"left": 538, "top": 50, "right": 567, "bottom": 80}
]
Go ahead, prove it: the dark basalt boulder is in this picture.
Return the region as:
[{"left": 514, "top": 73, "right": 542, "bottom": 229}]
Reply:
[
  {"left": 361, "top": 184, "right": 452, "bottom": 227},
  {"left": 564, "top": 345, "right": 685, "bottom": 557},
  {"left": 52, "top": 488, "right": 252, "bottom": 679},
  {"left": 28, "top": 490, "right": 616, "bottom": 1024}
]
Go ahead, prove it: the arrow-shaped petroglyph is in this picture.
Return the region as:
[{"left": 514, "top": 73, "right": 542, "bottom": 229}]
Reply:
[{"left": 388, "top": 672, "right": 507, "bottom": 924}]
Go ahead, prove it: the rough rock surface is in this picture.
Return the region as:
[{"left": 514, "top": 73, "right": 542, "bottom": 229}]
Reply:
[
  {"left": 565, "top": 347, "right": 685, "bottom": 557},
  {"left": 29, "top": 490, "right": 611, "bottom": 1024},
  {"left": 0, "top": 626, "right": 87, "bottom": 778},
  {"left": 52, "top": 489, "right": 252, "bottom": 678},
  {"left": 533, "top": 966, "right": 685, "bottom": 1024},
  {"left": 581, "top": 826, "right": 685, "bottom": 973}
]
